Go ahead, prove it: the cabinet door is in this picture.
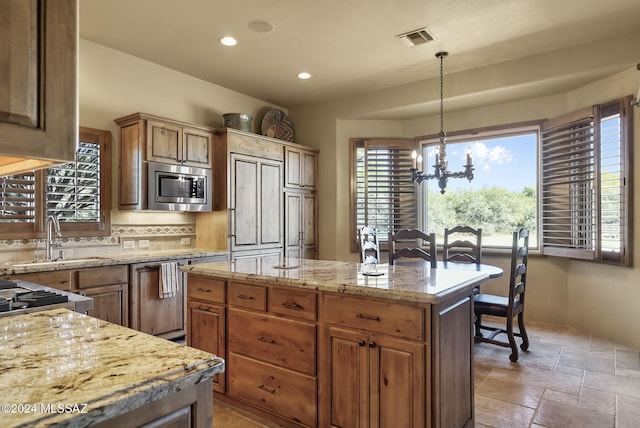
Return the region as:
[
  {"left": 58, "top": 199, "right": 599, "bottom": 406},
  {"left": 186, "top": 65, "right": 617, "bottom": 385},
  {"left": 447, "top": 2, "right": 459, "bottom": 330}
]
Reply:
[
  {"left": 230, "top": 153, "right": 283, "bottom": 251},
  {"left": 182, "top": 127, "right": 212, "bottom": 167},
  {"left": 302, "top": 151, "right": 317, "bottom": 189},
  {"left": 370, "top": 334, "right": 424, "bottom": 428},
  {"left": 187, "top": 300, "right": 225, "bottom": 392},
  {"left": 285, "top": 147, "right": 316, "bottom": 190},
  {"left": 0, "top": 0, "right": 77, "bottom": 170},
  {"left": 147, "top": 120, "right": 182, "bottom": 163},
  {"left": 285, "top": 192, "right": 302, "bottom": 258},
  {"left": 129, "top": 263, "right": 185, "bottom": 339},
  {"left": 325, "top": 326, "right": 369, "bottom": 428},
  {"left": 302, "top": 192, "right": 317, "bottom": 258},
  {"left": 82, "top": 284, "right": 127, "bottom": 326}
]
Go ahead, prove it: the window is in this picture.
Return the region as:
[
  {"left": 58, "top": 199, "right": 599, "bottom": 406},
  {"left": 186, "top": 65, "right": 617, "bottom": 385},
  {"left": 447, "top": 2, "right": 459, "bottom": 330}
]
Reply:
[
  {"left": 416, "top": 124, "right": 539, "bottom": 248},
  {"left": 540, "top": 97, "right": 632, "bottom": 266},
  {"left": 350, "top": 138, "right": 417, "bottom": 250},
  {"left": 0, "top": 126, "right": 111, "bottom": 238}
]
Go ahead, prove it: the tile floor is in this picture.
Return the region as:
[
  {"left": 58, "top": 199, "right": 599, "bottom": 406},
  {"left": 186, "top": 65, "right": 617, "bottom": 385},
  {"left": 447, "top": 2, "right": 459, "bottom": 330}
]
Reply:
[{"left": 213, "top": 318, "right": 640, "bottom": 427}]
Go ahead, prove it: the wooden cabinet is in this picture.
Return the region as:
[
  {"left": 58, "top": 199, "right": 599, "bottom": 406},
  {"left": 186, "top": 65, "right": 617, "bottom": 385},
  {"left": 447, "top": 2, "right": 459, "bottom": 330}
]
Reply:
[
  {"left": 284, "top": 146, "right": 318, "bottom": 259},
  {"left": 321, "top": 294, "right": 426, "bottom": 428},
  {"left": 187, "top": 275, "right": 226, "bottom": 393},
  {"left": 0, "top": 0, "right": 78, "bottom": 175},
  {"left": 324, "top": 326, "right": 424, "bottom": 428},
  {"left": 12, "top": 265, "right": 128, "bottom": 327},
  {"left": 115, "top": 112, "right": 213, "bottom": 209},
  {"left": 285, "top": 147, "right": 317, "bottom": 190},
  {"left": 285, "top": 191, "right": 317, "bottom": 259},
  {"left": 230, "top": 152, "right": 283, "bottom": 253},
  {"left": 146, "top": 119, "right": 212, "bottom": 167},
  {"left": 77, "top": 266, "right": 129, "bottom": 326},
  {"left": 226, "top": 281, "right": 318, "bottom": 427},
  {"left": 129, "top": 260, "right": 187, "bottom": 340},
  {"left": 211, "top": 129, "right": 286, "bottom": 258}
]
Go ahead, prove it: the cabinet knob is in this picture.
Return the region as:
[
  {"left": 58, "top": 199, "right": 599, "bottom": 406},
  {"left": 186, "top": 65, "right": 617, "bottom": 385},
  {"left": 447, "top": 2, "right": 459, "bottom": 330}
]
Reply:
[
  {"left": 358, "top": 340, "right": 366, "bottom": 347},
  {"left": 369, "top": 341, "right": 376, "bottom": 348}
]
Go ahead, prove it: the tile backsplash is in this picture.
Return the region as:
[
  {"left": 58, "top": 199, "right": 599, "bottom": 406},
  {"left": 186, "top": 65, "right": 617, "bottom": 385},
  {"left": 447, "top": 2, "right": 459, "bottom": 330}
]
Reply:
[{"left": 0, "top": 222, "right": 196, "bottom": 263}]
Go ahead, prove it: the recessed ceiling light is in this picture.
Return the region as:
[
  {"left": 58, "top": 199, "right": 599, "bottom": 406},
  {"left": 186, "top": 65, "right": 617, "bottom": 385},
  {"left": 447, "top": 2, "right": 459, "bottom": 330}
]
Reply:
[
  {"left": 248, "top": 20, "right": 275, "bottom": 33},
  {"left": 219, "top": 36, "right": 237, "bottom": 47},
  {"left": 297, "top": 72, "right": 311, "bottom": 80}
]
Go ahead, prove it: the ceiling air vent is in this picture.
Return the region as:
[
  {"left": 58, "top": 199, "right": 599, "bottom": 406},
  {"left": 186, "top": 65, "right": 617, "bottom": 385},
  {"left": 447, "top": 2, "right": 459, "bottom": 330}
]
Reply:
[{"left": 396, "top": 27, "right": 436, "bottom": 47}]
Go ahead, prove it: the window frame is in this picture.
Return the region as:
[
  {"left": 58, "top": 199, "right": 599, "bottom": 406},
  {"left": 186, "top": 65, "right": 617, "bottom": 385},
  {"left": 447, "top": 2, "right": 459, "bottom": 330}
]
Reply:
[
  {"left": 540, "top": 96, "right": 633, "bottom": 266},
  {"left": 0, "top": 126, "right": 112, "bottom": 239},
  {"left": 414, "top": 121, "right": 541, "bottom": 250},
  {"left": 349, "top": 138, "right": 417, "bottom": 252}
]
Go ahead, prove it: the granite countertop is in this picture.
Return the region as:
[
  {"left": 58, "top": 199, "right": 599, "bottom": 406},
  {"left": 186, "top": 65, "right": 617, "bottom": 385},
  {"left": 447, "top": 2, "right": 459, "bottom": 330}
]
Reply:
[
  {"left": 0, "top": 308, "right": 224, "bottom": 427},
  {"left": 0, "top": 249, "right": 228, "bottom": 276},
  {"left": 183, "top": 256, "right": 489, "bottom": 304}
]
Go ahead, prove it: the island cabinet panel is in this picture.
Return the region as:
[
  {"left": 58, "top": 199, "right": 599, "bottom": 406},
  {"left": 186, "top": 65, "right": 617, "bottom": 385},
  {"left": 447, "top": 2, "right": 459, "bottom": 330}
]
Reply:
[
  {"left": 228, "top": 281, "right": 268, "bottom": 311},
  {"left": 270, "top": 286, "right": 317, "bottom": 321},
  {"left": 228, "top": 353, "right": 317, "bottom": 428},
  {"left": 432, "top": 294, "right": 474, "bottom": 428},
  {"left": 187, "top": 300, "right": 226, "bottom": 393},
  {"left": 229, "top": 308, "right": 316, "bottom": 375},
  {"left": 321, "top": 301, "right": 426, "bottom": 428}
]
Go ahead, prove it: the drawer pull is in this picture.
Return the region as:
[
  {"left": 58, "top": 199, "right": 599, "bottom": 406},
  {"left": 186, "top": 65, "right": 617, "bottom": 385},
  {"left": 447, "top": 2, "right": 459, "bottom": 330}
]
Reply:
[
  {"left": 237, "top": 294, "right": 255, "bottom": 300},
  {"left": 356, "top": 313, "right": 380, "bottom": 321},
  {"left": 197, "top": 306, "right": 211, "bottom": 313},
  {"left": 281, "top": 301, "right": 304, "bottom": 310},
  {"left": 196, "top": 287, "right": 212, "bottom": 293},
  {"left": 258, "top": 384, "right": 276, "bottom": 394},
  {"left": 257, "top": 336, "right": 276, "bottom": 344}
]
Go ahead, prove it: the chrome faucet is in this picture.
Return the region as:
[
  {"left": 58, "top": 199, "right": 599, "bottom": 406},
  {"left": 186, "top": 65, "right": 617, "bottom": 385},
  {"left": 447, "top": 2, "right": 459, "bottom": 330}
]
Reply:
[{"left": 45, "top": 215, "right": 63, "bottom": 261}]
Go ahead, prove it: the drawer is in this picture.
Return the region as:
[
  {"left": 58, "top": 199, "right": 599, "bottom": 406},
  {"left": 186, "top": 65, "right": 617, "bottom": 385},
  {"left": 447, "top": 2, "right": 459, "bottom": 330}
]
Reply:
[
  {"left": 228, "top": 282, "right": 267, "bottom": 311},
  {"left": 270, "top": 287, "right": 317, "bottom": 321},
  {"left": 77, "top": 265, "right": 128, "bottom": 288},
  {"left": 228, "top": 353, "right": 317, "bottom": 427},
  {"left": 323, "top": 294, "right": 425, "bottom": 341},
  {"left": 229, "top": 309, "right": 316, "bottom": 375},
  {"left": 188, "top": 276, "right": 225, "bottom": 303},
  {"left": 12, "top": 270, "right": 72, "bottom": 291}
]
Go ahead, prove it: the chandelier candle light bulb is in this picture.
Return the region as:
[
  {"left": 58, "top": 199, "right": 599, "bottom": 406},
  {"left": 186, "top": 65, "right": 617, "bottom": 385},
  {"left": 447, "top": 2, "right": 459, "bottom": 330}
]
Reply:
[{"left": 410, "top": 51, "right": 474, "bottom": 194}]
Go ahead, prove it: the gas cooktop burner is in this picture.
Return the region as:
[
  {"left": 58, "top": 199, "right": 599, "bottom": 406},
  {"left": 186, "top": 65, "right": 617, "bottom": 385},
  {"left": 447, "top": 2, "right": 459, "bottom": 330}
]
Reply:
[{"left": 0, "top": 280, "right": 69, "bottom": 312}]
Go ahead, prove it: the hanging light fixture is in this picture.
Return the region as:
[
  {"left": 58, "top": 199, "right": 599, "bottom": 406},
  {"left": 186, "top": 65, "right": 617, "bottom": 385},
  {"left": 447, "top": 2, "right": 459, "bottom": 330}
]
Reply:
[{"left": 410, "top": 51, "right": 474, "bottom": 194}]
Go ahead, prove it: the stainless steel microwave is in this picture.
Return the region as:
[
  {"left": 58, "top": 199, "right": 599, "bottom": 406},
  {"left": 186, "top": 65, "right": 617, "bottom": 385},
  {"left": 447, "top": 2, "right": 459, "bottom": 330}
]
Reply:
[{"left": 148, "top": 162, "right": 212, "bottom": 211}]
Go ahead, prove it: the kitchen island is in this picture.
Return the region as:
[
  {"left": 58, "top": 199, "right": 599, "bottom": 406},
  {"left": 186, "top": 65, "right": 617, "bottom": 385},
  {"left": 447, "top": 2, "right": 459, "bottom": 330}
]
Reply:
[
  {"left": 0, "top": 308, "right": 225, "bottom": 427},
  {"left": 184, "top": 256, "right": 490, "bottom": 428}
]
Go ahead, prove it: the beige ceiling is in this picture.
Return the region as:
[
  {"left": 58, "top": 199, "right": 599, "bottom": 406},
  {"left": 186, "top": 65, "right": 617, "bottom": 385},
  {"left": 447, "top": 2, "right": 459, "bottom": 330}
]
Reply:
[{"left": 80, "top": 0, "right": 640, "bottom": 115}]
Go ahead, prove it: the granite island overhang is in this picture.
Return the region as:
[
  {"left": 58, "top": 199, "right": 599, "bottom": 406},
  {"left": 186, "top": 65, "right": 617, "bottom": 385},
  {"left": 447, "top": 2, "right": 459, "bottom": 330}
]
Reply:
[
  {"left": 0, "top": 308, "right": 225, "bottom": 428},
  {"left": 182, "top": 256, "right": 488, "bottom": 427},
  {"left": 182, "top": 256, "right": 490, "bottom": 304}
]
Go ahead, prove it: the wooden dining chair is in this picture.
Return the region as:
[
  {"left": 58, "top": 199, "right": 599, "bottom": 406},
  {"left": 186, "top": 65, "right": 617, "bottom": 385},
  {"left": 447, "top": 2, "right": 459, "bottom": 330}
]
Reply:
[
  {"left": 358, "top": 225, "right": 381, "bottom": 264},
  {"left": 443, "top": 226, "right": 482, "bottom": 264},
  {"left": 389, "top": 228, "right": 437, "bottom": 268},
  {"left": 474, "top": 227, "right": 529, "bottom": 362}
]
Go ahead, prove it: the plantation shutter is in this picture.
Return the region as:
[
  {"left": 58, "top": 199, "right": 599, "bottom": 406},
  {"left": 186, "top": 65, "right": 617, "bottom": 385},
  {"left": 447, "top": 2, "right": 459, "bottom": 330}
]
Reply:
[
  {"left": 0, "top": 172, "right": 37, "bottom": 223},
  {"left": 540, "top": 106, "right": 596, "bottom": 260},
  {"left": 541, "top": 97, "right": 630, "bottom": 265},
  {"left": 354, "top": 138, "right": 417, "bottom": 244},
  {"left": 46, "top": 141, "right": 102, "bottom": 222}
]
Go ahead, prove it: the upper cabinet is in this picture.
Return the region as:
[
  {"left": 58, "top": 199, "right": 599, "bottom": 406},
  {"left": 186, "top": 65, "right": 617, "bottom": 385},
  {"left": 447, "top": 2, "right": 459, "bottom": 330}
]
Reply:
[
  {"left": 285, "top": 146, "right": 317, "bottom": 190},
  {"left": 146, "top": 119, "right": 212, "bottom": 168},
  {"left": 115, "top": 112, "right": 214, "bottom": 210},
  {"left": 0, "top": 0, "right": 78, "bottom": 175}
]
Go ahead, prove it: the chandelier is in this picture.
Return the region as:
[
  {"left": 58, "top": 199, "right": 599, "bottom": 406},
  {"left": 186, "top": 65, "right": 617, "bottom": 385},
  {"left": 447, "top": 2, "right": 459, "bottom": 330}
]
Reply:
[{"left": 410, "top": 51, "right": 474, "bottom": 194}]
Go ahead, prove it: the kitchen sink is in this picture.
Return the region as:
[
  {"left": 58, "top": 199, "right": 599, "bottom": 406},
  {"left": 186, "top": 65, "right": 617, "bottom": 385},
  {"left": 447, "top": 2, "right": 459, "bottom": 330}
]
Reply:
[{"left": 9, "top": 257, "right": 109, "bottom": 268}]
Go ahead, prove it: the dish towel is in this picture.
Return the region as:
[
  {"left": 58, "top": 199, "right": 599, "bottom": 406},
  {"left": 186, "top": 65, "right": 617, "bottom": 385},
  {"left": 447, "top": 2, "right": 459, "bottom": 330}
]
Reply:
[{"left": 160, "top": 262, "right": 179, "bottom": 299}]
